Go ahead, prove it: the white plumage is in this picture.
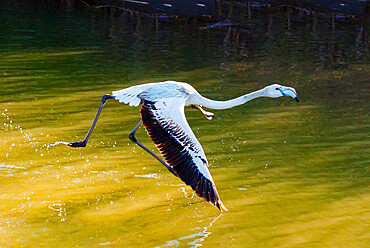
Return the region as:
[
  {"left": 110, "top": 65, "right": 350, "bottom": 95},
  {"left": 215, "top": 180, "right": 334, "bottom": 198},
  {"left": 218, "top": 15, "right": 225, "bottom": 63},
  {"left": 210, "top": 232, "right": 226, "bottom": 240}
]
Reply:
[
  {"left": 68, "top": 81, "right": 299, "bottom": 211},
  {"left": 112, "top": 81, "right": 191, "bottom": 106}
]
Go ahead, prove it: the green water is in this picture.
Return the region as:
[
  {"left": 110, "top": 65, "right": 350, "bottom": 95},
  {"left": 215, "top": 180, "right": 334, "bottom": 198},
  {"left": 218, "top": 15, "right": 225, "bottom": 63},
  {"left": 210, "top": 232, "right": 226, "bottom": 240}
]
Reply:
[{"left": 0, "top": 1, "right": 369, "bottom": 247}]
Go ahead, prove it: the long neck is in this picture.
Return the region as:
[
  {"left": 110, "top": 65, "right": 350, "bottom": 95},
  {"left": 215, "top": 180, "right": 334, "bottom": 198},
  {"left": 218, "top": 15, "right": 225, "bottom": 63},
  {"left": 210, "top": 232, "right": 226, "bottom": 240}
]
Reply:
[{"left": 193, "top": 89, "right": 266, "bottom": 110}]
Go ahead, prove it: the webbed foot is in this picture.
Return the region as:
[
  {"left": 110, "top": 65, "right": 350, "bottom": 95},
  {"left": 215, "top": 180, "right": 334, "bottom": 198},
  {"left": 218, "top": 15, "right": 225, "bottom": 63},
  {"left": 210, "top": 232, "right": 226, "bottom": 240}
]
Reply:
[{"left": 67, "top": 141, "right": 86, "bottom": 148}]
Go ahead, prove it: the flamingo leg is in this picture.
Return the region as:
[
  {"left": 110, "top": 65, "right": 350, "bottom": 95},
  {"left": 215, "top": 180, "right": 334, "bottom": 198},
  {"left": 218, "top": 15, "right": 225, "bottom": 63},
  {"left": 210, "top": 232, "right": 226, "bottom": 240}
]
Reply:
[
  {"left": 129, "top": 120, "right": 178, "bottom": 178},
  {"left": 68, "top": 94, "right": 115, "bottom": 147},
  {"left": 187, "top": 104, "right": 214, "bottom": 120}
]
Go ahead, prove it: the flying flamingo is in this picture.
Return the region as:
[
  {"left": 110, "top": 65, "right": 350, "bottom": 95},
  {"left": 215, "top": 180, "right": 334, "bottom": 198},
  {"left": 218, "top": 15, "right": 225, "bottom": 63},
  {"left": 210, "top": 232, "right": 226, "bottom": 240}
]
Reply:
[{"left": 67, "top": 81, "right": 299, "bottom": 211}]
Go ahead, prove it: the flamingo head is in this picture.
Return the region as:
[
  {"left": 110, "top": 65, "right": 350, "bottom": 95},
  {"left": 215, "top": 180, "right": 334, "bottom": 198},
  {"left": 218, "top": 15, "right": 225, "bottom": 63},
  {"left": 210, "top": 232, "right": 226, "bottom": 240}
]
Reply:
[{"left": 264, "top": 84, "right": 299, "bottom": 102}]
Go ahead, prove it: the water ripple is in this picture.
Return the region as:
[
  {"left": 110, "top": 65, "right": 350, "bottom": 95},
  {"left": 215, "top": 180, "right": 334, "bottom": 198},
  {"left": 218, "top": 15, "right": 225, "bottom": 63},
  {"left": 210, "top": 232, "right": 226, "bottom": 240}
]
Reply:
[
  {"left": 155, "top": 214, "right": 224, "bottom": 248},
  {"left": 0, "top": 163, "right": 26, "bottom": 177}
]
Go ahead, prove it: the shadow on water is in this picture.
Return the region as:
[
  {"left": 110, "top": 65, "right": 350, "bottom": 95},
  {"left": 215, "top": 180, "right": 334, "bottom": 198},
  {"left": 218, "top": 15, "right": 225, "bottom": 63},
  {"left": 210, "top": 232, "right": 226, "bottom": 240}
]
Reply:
[{"left": 0, "top": 0, "right": 369, "bottom": 247}]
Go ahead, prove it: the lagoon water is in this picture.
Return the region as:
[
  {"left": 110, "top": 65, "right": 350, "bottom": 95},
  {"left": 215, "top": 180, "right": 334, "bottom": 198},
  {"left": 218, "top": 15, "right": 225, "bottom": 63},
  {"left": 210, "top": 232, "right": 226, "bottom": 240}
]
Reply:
[{"left": 0, "top": 1, "right": 369, "bottom": 247}]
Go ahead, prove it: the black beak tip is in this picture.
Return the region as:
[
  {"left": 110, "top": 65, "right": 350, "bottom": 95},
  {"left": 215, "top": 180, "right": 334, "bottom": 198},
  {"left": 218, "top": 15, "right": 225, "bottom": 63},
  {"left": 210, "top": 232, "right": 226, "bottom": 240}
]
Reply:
[{"left": 295, "top": 97, "right": 300, "bottom": 102}]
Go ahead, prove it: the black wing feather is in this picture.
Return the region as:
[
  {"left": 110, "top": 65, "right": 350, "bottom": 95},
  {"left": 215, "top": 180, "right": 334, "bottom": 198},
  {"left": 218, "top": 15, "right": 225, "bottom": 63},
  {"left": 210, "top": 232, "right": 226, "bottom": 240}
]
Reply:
[{"left": 140, "top": 101, "right": 225, "bottom": 210}]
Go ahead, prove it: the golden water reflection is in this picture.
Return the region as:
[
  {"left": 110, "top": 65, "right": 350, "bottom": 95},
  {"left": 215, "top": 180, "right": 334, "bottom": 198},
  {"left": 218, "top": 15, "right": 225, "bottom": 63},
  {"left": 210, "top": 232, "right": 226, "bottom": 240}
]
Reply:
[{"left": 1, "top": 60, "right": 368, "bottom": 246}]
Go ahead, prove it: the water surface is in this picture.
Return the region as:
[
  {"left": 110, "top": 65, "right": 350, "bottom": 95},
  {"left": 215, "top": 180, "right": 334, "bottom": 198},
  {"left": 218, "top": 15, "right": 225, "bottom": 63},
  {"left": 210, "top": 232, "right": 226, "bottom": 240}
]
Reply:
[{"left": 0, "top": 1, "right": 369, "bottom": 247}]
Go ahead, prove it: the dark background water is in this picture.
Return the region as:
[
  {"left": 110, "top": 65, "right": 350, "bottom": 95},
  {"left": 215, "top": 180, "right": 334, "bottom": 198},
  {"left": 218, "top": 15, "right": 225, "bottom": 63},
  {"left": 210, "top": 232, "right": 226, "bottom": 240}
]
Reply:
[{"left": 1, "top": 1, "right": 368, "bottom": 67}]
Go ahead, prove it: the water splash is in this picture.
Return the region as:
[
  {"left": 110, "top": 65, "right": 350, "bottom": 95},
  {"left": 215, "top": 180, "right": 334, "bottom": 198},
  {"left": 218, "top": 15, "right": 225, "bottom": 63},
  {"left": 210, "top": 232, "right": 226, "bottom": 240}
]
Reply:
[
  {"left": 2, "top": 109, "right": 28, "bottom": 134},
  {"left": 48, "top": 141, "right": 70, "bottom": 146}
]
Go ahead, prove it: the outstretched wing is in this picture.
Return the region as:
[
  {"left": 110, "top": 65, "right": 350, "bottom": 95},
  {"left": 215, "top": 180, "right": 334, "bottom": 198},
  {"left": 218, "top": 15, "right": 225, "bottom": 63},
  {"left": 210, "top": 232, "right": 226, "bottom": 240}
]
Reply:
[
  {"left": 112, "top": 81, "right": 193, "bottom": 107},
  {"left": 140, "top": 98, "right": 227, "bottom": 211}
]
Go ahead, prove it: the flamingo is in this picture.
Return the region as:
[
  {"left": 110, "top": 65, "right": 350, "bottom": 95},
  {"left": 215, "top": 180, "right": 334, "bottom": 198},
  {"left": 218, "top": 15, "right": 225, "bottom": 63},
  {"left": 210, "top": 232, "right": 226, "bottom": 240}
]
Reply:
[{"left": 67, "top": 81, "right": 299, "bottom": 211}]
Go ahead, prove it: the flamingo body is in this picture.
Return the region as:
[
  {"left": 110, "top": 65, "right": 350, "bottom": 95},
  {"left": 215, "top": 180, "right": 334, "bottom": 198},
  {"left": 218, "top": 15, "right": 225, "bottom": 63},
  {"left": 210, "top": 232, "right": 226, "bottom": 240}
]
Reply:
[
  {"left": 69, "top": 81, "right": 298, "bottom": 211},
  {"left": 113, "top": 81, "right": 225, "bottom": 209}
]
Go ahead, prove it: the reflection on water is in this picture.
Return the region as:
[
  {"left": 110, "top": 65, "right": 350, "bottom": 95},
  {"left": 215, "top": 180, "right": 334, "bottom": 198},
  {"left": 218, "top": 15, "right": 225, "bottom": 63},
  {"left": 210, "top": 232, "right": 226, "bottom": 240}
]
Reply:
[
  {"left": 0, "top": 0, "right": 369, "bottom": 247},
  {"left": 157, "top": 214, "right": 224, "bottom": 248}
]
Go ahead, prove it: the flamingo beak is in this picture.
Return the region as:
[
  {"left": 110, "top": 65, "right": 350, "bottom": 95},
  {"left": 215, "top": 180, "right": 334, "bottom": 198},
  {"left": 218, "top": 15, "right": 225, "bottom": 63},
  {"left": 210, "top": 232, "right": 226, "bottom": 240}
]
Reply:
[{"left": 278, "top": 87, "right": 299, "bottom": 102}]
